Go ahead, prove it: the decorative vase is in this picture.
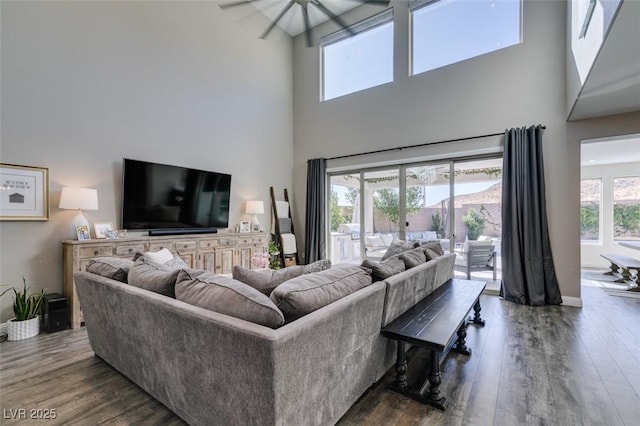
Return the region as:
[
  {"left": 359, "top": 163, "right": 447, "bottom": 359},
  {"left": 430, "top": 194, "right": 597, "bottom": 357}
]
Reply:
[{"left": 7, "top": 315, "right": 40, "bottom": 341}]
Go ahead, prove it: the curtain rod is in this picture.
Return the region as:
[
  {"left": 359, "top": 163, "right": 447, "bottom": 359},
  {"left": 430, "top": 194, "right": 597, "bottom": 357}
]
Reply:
[{"left": 325, "top": 126, "right": 546, "bottom": 161}]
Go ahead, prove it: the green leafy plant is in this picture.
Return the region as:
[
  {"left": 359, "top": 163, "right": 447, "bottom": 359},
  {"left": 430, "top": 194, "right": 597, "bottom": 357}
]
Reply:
[
  {"left": 373, "top": 187, "right": 424, "bottom": 229},
  {"left": 0, "top": 278, "right": 47, "bottom": 321},
  {"left": 268, "top": 241, "right": 282, "bottom": 270},
  {"left": 330, "top": 190, "right": 344, "bottom": 231},
  {"left": 431, "top": 211, "right": 444, "bottom": 237},
  {"left": 462, "top": 207, "right": 487, "bottom": 241}
]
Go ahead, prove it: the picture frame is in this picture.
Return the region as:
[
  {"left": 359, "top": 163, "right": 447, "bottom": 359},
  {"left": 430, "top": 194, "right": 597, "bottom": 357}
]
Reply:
[
  {"left": 0, "top": 163, "right": 49, "bottom": 221},
  {"left": 239, "top": 221, "right": 251, "bottom": 233},
  {"left": 94, "top": 222, "right": 115, "bottom": 239},
  {"left": 76, "top": 224, "right": 91, "bottom": 241}
]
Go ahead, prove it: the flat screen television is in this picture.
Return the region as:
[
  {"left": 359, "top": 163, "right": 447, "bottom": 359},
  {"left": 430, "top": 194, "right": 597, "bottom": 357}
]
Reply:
[{"left": 121, "top": 158, "right": 231, "bottom": 234}]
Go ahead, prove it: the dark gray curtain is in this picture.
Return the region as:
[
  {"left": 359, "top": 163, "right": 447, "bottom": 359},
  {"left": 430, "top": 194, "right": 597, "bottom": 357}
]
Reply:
[
  {"left": 501, "top": 125, "right": 562, "bottom": 306},
  {"left": 304, "top": 158, "right": 327, "bottom": 264}
]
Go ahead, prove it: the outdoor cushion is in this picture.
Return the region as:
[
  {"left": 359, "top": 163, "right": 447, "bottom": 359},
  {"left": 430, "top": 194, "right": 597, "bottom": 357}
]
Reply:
[
  {"left": 86, "top": 257, "right": 133, "bottom": 283},
  {"left": 270, "top": 265, "right": 372, "bottom": 321},
  {"left": 175, "top": 270, "right": 285, "bottom": 329}
]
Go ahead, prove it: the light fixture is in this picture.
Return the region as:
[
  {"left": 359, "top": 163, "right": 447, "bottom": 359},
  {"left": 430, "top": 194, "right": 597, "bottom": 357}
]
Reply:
[
  {"left": 245, "top": 200, "right": 265, "bottom": 232},
  {"left": 59, "top": 187, "right": 98, "bottom": 239}
]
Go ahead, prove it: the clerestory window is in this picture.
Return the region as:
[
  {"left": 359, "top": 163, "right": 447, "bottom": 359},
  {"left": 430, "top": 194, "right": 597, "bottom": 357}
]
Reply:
[
  {"left": 410, "top": 0, "right": 522, "bottom": 76},
  {"left": 320, "top": 9, "right": 394, "bottom": 101}
]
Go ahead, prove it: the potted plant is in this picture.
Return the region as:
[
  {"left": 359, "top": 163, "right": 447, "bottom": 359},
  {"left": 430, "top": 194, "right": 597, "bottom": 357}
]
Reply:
[
  {"left": 462, "top": 207, "right": 487, "bottom": 241},
  {"left": 268, "top": 241, "right": 282, "bottom": 270},
  {"left": 1, "top": 278, "right": 47, "bottom": 341}
]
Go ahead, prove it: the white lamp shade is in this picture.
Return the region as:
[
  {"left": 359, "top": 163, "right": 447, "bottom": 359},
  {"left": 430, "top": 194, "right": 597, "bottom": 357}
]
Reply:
[
  {"left": 245, "top": 200, "right": 264, "bottom": 215},
  {"left": 59, "top": 187, "right": 99, "bottom": 210}
]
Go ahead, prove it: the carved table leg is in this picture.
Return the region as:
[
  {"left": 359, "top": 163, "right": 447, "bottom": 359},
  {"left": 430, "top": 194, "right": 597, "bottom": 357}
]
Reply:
[
  {"left": 419, "top": 350, "right": 447, "bottom": 410},
  {"left": 453, "top": 323, "right": 472, "bottom": 356},
  {"left": 393, "top": 341, "right": 408, "bottom": 390},
  {"left": 468, "top": 299, "right": 486, "bottom": 327},
  {"left": 604, "top": 262, "right": 619, "bottom": 275}
]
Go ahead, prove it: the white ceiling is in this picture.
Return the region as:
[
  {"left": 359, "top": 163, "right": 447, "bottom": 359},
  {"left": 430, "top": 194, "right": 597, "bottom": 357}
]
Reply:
[
  {"left": 581, "top": 136, "right": 640, "bottom": 166},
  {"left": 569, "top": 0, "right": 640, "bottom": 120}
]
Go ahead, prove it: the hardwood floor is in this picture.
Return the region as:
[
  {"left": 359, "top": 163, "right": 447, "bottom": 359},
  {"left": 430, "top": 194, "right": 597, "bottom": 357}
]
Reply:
[{"left": 1, "top": 285, "right": 638, "bottom": 425}]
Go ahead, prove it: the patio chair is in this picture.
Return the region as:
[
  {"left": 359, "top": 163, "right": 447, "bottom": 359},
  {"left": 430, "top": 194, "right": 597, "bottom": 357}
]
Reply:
[{"left": 454, "top": 240, "right": 497, "bottom": 280}]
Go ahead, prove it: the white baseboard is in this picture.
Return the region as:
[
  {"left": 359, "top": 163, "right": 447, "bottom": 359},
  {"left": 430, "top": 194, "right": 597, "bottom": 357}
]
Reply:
[{"left": 562, "top": 296, "right": 583, "bottom": 308}]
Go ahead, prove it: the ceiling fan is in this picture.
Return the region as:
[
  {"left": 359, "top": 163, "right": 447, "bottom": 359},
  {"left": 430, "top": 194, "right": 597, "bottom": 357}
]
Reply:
[{"left": 219, "top": 0, "right": 391, "bottom": 47}]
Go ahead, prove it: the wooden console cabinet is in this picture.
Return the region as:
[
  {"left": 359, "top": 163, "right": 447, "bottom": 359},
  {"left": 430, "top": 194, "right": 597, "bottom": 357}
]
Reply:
[{"left": 63, "top": 232, "right": 268, "bottom": 329}]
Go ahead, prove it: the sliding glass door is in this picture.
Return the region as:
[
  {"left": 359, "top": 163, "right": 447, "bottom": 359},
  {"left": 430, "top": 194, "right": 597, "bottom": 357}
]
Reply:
[{"left": 327, "top": 156, "right": 503, "bottom": 285}]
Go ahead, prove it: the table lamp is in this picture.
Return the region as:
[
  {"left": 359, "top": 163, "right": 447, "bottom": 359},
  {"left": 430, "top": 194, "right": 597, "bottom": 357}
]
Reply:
[
  {"left": 59, "top": 187, "right": 98, "bottom": 239},
  {"left": 245, "top": 200, "right": 264, "bottom": 232}
]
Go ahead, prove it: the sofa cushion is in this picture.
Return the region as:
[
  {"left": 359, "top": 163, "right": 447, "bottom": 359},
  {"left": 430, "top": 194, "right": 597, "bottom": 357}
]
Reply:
[
  {"left": 232, "top": 265, "right": 308, "bottom": 295},
  {"left": 128, "top": 258, "right": 182, "bottom": 298},
  {"left": 380, "top": 240, "right": 420, "bottom": 261},
  {"left": 399, "top": 247, "right": 427, "bottom": 269},
  {"left": 175, "top": 270, "right": 285, "bottom": 328},
  {"left": 270, "top": 265, "right": 372, "bottom": 321},
  {"left": 361, "top": 257, "right": 406, "bottom": 281},
  {"left": 86, "top": 257, "right": 133, "bottom": 283}
]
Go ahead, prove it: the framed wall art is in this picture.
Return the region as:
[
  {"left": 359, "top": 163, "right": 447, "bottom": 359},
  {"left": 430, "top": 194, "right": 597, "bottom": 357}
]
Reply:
[{"left": 0, "top": 163, "right": 49, "bottom": 221}]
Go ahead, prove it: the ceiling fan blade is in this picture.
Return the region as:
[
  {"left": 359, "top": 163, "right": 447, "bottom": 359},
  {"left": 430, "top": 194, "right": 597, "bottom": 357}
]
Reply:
[
  {"left": 301, "top": 3, "right": 313, "bottom": 47},
  {"left": 310, "top": 0, "right": 356, "bottom": 36},
  {"left": 219, "top": 0, "right": 262, "bottom": 10},
  {"left": 260, "top": 0, "right": 296, "bottom": 40}
]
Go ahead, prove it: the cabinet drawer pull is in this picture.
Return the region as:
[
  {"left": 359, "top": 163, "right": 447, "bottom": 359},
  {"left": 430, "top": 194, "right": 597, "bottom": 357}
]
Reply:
[
  {"left": 128, "top": 248, "right": 133, "bottom": 254},
  {"left": 94, "top": 250, "right": 99, "bottom": 256}
]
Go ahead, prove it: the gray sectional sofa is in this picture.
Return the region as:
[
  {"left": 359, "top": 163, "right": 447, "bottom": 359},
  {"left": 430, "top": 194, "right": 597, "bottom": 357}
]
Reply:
[{"left": 74, "top": 251, "right": 456, "bottom": 426}]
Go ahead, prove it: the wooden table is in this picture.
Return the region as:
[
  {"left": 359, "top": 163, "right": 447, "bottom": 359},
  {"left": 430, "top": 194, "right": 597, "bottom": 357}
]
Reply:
[{"left": 381, "top": 278, "right": 486, "bottom": 410}]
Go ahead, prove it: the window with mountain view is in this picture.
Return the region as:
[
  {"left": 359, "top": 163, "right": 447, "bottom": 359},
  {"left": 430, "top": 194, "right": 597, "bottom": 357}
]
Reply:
[{"left": 410, "top": 0, "right": 522, "bottom": 75}]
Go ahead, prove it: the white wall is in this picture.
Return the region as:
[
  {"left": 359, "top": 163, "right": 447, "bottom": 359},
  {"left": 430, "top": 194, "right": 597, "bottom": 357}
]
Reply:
[
  {"left": 291, "top": 0, "right": 640, "bottom": 300},
  {"left": 0, "top": 1, "right": 294, "bottom": 322},
  {"left": 581, "top": 161, "right": 640, "bottom": 268}
]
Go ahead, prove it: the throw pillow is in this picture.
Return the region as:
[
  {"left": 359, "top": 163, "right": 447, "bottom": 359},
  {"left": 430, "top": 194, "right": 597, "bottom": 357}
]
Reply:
[
  {"left": 399, "top": 247, "right": 427, "bottom": 269},
  {"left": 270, "top": 265, "right": 372, "bottom": 322},
  {"left": 86, "top": 257, "right": 133, "bottom": 283},
  {"left": 361, "top": 256, "right": 405, "bottom": 281},
  {"left": 380, "top": 240, "right": 420, "bottom": 261},
  {"left": 232, "top": 265, "right": 308, "bottom": 295},
  {"left": 422, "top": 241, "right": 445, "bottom": 259},
  {"left": 134, "top": 248, "right": 174, "bottom": 264},
  {"left": 175, "top": 270, "right": 285, "bottom": 329},
  {"left": 128, "top": 258, "right": 182, "bottom": 298},
  {"left": 303, "top": 259, "right": 332, "bottom": 273},
  {"left": 133, "top": 249, "right": 189, "bottom": 269}
]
